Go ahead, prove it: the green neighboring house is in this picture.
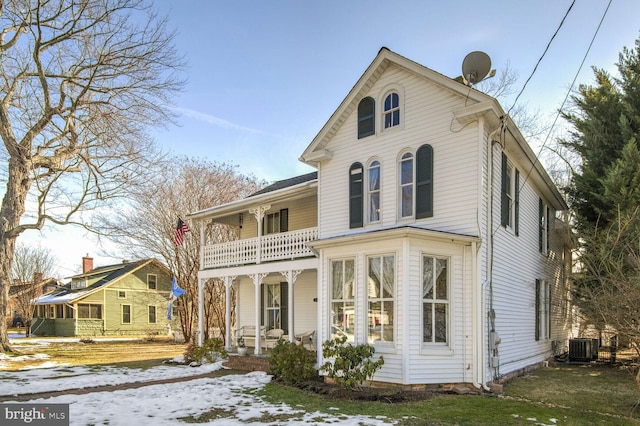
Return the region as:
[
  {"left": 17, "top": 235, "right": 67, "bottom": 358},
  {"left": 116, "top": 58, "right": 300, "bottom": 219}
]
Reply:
[{"left": 32, "top": 258, "right": 177, "bottom": 337}]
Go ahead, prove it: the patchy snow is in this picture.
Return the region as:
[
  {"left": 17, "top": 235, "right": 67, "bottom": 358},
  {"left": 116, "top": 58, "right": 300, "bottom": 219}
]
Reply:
[{"left": 1, "top": 339, "right": 396, "bottom": 425}]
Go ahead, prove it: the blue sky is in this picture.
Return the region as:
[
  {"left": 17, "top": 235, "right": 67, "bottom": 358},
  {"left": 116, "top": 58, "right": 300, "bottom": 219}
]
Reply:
[
  {"left": 152, "top": 0, "right": 640, "bottom": 183},
  {"left": 22, "top": 0, "right": 640, "bottom": 277}
]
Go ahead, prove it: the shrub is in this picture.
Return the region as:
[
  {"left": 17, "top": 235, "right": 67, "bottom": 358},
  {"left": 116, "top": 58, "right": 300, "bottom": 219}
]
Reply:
[
  {"left": 320, "top": 335, "right": 384, "bottom": 390},
  {"left": 184, "top": 338, "right": 227, "bottom": 365},
  {"left": 268, "top": 339, "right": 317, "bottom": 385}
]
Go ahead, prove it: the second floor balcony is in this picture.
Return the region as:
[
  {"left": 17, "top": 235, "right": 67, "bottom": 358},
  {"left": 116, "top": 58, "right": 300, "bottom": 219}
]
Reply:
[{"left": 202, "top": 227, "right": 318, "bottom": 269}]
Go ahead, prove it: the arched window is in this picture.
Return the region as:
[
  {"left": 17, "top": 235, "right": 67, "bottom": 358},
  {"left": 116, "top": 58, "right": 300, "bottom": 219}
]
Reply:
[
  {"left": 349, "top": 163, "right": 364, "bottom": 228},
  {"left": 367, "top": 160, "right": 381, "bottom": 222},
  {"left": 399, "top": 152, "right": 413, "bottom": 218},
  {"left": 384, "top": 93, "right": 400, "bottom": 128},
  {"left": 358, "top": 97, "right": 375, "bottom": 139},
  {"left": 416, "top": 144, "right": 433, "bottom": 219}
]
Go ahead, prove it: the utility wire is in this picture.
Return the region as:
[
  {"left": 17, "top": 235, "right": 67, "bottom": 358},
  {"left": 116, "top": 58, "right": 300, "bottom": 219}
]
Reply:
[
  {"left": 505, "top": 0, "right": 576, "bottom": 117},
  {"left": 518, "top": 0, "right": 612, "bottom": 192},
  {"left": 494, "top": 0, "right": 613, "bottom": 238}
]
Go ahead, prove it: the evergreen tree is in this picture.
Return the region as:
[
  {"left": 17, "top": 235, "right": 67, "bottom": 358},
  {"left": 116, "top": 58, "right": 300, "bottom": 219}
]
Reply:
[
  {"left": 562, "top": 37, "right": 640, "bottom": 231},
  {"left": 564, "top": 37, "right": 640, "bottom": 357}
]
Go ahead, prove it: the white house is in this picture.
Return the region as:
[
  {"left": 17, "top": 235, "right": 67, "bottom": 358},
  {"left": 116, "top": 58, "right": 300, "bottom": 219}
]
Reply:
[{"left": 189, "top": 47, "right": 573, "bottom": 389}]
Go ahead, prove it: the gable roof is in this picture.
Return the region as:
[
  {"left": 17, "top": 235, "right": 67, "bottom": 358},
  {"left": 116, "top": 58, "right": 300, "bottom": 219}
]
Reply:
[
  {"left": 299, "top": 47, "right": 567, "bottom": 211},
  {"left": 34, "top": 259, "right": 170, "bottom": 305},
  {"left": 299, "top": 47, "right": 494, "bottom": 165},
  {"left": 9, "top": 278, "right": 60, "bottom": 297}
]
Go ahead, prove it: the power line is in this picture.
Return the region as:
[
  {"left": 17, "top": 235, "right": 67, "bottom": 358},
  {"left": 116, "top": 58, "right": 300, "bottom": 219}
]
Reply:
[
  {"left": 506, "top": 0, "right": 576, "bottom": 117},
  {"left": 518, "top": 0, "right": 612, "bottom": 193}
]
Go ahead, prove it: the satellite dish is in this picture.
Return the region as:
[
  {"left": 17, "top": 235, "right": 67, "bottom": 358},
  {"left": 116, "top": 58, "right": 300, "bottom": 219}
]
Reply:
[{"left": 462, "top": 51, "right": 492, "bottom": 85}]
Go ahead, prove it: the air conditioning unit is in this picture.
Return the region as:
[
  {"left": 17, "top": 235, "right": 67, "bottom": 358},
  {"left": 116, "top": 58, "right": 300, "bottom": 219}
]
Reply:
[{"left": 569, "top": 338, "right": 599, "bottom": 362}]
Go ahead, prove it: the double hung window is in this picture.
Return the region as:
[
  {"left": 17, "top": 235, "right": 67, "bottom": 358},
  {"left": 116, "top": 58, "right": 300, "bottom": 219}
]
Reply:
[
  {"left": 331, "top": 259, "right": 355, "bottom": 342},
  {"left": 367, "top": 255, "right": 395, "bottom": 343},
  {"left": 368, "top": 161, "right": 381, "bottom": 222},
  {"left": 384, "top": 93, "right": 400, "bottom": 128},
  {"left": 423, "top": 256, "right": 448, "bottom": 344}
]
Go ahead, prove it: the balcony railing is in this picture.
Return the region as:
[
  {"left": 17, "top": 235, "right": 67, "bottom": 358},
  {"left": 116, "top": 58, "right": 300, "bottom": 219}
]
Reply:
[{"left": 202, "top": 227, "right": 317, "bottom": 269}]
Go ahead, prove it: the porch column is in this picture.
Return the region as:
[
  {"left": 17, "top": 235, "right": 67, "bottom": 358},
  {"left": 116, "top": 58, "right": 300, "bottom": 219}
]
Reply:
[
  {"left": 250, "top": 272, "right": 267, "bottom": 354},
  {"left": 280, "top": 270, "right": 302, "bottom": 343},
  {"left": 249, "top": 205, "right": 271, "bottom": 264},
  {"left": 198, "top": 278, "right": 204, "bottom": 346},
  {"left": 224, "top": 276, "right": 236, "bottom": 352}
]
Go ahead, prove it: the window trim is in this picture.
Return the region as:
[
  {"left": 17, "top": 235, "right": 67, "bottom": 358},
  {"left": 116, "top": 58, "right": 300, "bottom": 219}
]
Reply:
[
  {"left": 330, "top": 258, "right": 356, "bottom": 343},
  {"left": 77, "top": 303, "right": 102, "bottom": 319},
  {"left": 383, "top": 92, "right": 400, "bottom": 129},
  {"left": 422, "top": 255, "right": 450, "bottom": 346},
  {"left": 399, "top": 151, "right": 414, "bottom": 219},
  {"left": 264, "top": 208, "right": 289, "bottom": 235},
  {"left": 501, "top": 153, "right": 519, "bottom": 233},
  {"left": 538, "top": 200, "right": 554, "bottom": 255},
  {"left": 147, "top": 274, "right": 157, "bottom": 290},
  {"left": 148, "top": 305, "right": 157, "bottom": 324},
  {"left": 535, "top": 279, "right": 550, "bottom": 341},
  {"left": 122, "top": 304, "right": 132, "bottom": 324},
  {"left": 366, "top": 254, "right": 395, "bottom": 344},
  {"left": 367, "top": 160, "right": 381, "bottom": 223}
]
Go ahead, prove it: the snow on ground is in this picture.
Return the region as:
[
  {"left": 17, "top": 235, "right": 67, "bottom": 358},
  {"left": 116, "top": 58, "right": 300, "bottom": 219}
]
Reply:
[{"left": 1, "top": 337, "right": 397, "bottom": 425}]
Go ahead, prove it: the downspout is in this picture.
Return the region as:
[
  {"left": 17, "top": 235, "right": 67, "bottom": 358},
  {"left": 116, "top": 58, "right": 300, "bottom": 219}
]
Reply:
[{"left": 474, "top": 117, "right": 501, "bottom": 391}]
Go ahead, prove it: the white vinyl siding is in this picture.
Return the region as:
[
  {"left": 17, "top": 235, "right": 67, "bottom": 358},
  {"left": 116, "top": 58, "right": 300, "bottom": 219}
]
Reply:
[{"left": 318, "top": 64, "right": 480, "bottom": 238}]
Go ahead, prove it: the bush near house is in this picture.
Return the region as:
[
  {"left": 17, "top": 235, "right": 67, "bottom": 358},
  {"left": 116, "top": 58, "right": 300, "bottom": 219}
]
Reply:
[
  {"left": 320, "top": 336, "right": 384, "bottom": 390},
  {"left": 268, "top": 339, "right": 317, "bottom": 385},
  {"left": 183, "top": 338, "right": 227, "bottom": 365}
]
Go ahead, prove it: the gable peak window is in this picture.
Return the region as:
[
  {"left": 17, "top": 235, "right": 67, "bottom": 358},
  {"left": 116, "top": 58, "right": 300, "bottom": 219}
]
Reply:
[
  {"left": 358, "top": 97, "right": 375, "bottom": 138},
  {"left": 384, "top": 92, "right": 400, "bottom": 129}
]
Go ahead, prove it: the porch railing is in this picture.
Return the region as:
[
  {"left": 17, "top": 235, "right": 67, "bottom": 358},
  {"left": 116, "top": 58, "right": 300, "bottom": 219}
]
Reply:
[{"left": 202, "top": 227, "right": 317, "bottom": 269}]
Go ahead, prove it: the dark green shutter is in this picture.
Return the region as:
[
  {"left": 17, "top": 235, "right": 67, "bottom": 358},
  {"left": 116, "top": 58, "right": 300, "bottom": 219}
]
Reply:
[
  {"left": 280, "top": 209, "right": 288, "bottom": 232},
  {"left": 280, "top": 282, "right": 288, "bottom": 334},
  {"left": 535, "top": 279, "right": 541, "bottom": 341},
  {"left": 416, "top": 144, "right": 433, "bottom": 219},
  {"left": 358, "top": 97, "right": 375, "bottom": 138},
  {"left": 514, "top": 169, "right": 520, "bottom": 236},
  {"left": 501, "top": 153, "right": 509, "bottom": 227},
  {"left": 539, "top": 198, "right": 544, "bottom": 252},
  {"left": 349, "top": 163, "right": 363, "bottom": 228}
]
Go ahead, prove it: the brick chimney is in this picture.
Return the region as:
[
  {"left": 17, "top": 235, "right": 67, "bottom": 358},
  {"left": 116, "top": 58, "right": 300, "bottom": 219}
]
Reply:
[
  {"left": 82, "top": 256, "right": 94, "bottom": 273},
  {"left": 33, "top": 272, "right": 43, "bottom": 283}
]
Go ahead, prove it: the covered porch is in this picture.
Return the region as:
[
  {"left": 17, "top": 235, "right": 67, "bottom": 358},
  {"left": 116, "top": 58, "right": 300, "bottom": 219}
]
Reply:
[{"left": 197, "top": 260, "right": 318, "bottom": 355}]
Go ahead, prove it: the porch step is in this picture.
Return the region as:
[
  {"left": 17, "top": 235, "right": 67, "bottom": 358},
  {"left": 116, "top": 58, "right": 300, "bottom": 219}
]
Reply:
[{"left": 224, "top": 354, "right": 270, "bottom": 372}]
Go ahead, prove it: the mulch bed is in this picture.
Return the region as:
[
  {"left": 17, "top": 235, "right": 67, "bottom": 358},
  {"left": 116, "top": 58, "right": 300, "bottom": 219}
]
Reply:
[{"left": 285, "top": 378, "right": 456, "bottom": 403}]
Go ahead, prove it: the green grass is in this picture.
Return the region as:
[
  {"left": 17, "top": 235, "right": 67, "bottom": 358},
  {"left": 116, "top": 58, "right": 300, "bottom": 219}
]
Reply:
[{"left": 259, "top": 363, "right": 640, "bottom": 425}]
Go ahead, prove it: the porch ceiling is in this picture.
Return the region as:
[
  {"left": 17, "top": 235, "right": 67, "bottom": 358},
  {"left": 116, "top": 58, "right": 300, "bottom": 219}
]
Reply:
[{"left": 198, "top": 257, "right": 318, "bottom": 280}]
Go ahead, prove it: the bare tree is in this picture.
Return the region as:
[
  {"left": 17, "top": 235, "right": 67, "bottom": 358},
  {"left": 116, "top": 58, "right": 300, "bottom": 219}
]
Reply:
[
  {"left": 98, "top": 156, "right": 264, "bottom": 343},
  {"left": 11, "top": 243, "right": 57, "bottom": 283},
  {"left": 10, "top": 243, "right": 58, "bottom": 336},
  {"left": 0, "top": 0, "right": 184, "bottom": 352}
]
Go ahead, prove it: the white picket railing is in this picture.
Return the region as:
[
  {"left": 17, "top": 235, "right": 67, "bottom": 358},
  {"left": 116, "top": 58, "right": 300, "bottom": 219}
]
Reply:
[{"left": 202, "top": 227, "right": 317, "bottom": 269}]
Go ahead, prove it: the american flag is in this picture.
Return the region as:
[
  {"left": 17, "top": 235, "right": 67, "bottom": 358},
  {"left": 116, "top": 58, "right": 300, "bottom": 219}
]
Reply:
[{"left": 174, "top": 218, "right": 190, "bottom": 246}]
